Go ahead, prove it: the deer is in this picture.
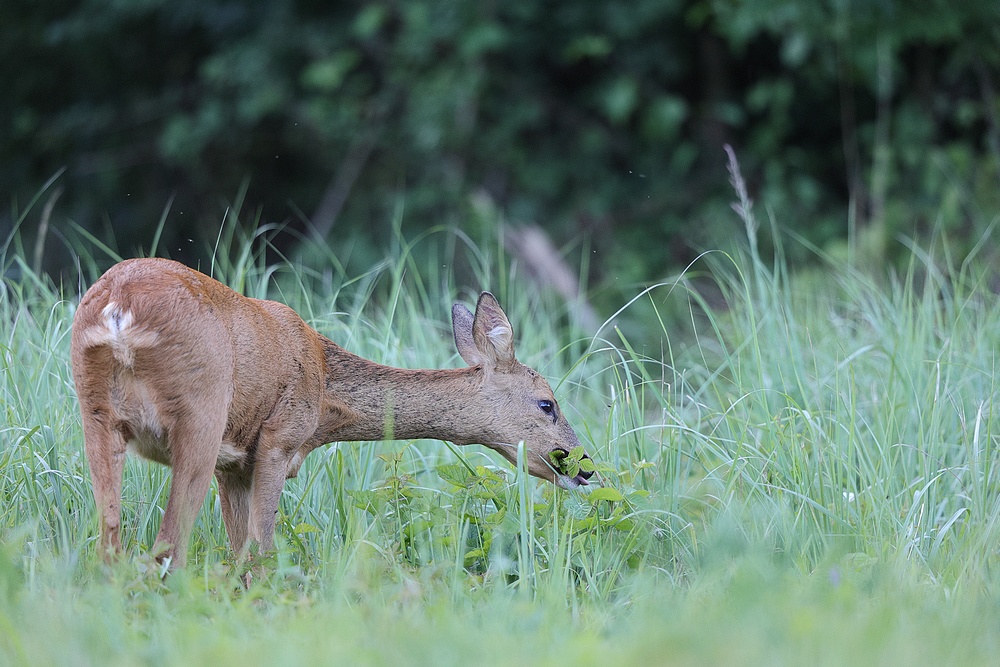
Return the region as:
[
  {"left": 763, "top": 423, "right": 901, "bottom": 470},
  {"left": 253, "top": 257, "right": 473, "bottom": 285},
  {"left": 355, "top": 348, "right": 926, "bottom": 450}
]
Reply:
[{"left": 70, "top": 257, "right": 592, "bottom": 570}]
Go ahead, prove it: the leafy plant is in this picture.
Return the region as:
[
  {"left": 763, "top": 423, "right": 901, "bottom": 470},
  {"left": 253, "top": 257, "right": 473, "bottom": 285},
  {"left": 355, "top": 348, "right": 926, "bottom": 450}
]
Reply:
[{"left": 548, "top": 445, "right": 596, "bottom": 479}]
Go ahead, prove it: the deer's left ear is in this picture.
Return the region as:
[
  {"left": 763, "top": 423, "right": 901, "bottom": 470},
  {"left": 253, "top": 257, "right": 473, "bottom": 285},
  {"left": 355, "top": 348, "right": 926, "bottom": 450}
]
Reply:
[
  {"left": 452, "top": 302, "right": 482, "bottom": 367},
  {"left": 471, "top": 292, "right": 516, "bottom": 372}
]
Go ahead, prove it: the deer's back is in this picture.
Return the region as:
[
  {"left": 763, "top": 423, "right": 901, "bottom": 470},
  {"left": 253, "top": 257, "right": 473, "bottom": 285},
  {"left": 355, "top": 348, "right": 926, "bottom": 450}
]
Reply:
[{"left": 71, "top": 258, "right": 326, "bottom": 460}]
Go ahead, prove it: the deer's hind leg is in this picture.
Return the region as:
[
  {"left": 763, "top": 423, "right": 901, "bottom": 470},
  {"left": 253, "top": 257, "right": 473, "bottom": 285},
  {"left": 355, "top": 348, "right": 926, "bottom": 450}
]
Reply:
[
  {"left": 81, "top": 408, "right": 128, "bottom": 560},
  {"left": 75, "top": 346, "right": 127, "bottom": 561}
]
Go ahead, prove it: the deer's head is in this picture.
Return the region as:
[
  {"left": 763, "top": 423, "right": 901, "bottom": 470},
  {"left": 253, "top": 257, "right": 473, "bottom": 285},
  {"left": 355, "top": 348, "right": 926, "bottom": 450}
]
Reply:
[{"left": 452, "top": 292, "right": 593, "bottom": 489}]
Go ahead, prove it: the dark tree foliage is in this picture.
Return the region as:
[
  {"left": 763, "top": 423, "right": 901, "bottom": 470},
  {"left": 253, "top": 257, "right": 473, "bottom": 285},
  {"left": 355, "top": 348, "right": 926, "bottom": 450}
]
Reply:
[{"left": 3, "top": 0, "right": 999, "bottom": 278}]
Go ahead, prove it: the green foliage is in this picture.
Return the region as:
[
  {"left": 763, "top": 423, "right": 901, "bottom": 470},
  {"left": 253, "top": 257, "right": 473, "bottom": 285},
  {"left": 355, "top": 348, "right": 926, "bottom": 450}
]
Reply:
[
  {"left": 547, "top": 444, "right": 595, "bottom": 478},
  {"left": 5, "top": 1, "right": 999, "bottom": 281},
  {"left": 5, "top": 191, "right": 1000, "bottom": 661}
]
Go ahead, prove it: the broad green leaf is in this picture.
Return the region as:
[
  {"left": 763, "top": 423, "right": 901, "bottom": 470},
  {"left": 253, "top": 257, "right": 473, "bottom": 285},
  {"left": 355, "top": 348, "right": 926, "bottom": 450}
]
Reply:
[{"left": 588, "top": 488, "right": 625, "bottom": 503}]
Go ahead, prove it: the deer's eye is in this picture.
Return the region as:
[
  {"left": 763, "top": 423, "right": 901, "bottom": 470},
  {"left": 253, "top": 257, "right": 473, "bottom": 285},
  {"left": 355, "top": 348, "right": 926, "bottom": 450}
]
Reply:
[{"left": 538, "top": 400, "right": 556, "bottom": 422}]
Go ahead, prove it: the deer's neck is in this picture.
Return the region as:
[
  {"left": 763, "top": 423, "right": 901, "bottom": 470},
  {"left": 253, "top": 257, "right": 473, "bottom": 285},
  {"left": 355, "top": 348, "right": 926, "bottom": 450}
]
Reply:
[{"left": 316, "top": 338, "right": 489, "bottom": 445}]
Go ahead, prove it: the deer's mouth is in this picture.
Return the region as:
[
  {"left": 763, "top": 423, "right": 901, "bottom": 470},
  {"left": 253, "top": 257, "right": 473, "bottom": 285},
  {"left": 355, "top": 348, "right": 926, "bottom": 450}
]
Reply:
[
  {"left": 550, "top": 447, "right": 594, "bottom": 488},
  {"left": 556, "top": 471, "right": 592, "bottom": 489}
]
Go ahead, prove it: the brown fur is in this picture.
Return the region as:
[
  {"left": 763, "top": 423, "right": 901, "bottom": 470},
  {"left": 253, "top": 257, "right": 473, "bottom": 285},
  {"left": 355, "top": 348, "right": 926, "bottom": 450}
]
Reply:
[{"left": 70, "top": 258, "right": 591, "bottom": 568}]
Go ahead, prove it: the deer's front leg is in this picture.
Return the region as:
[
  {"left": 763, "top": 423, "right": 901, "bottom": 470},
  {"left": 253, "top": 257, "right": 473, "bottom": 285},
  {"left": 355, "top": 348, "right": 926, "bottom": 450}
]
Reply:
[
  {"left": 217, "top": 471, "right": 252, "bottom": 559},
  {"left": 248, "top": 408, "right": 318, "bottom": 554}
]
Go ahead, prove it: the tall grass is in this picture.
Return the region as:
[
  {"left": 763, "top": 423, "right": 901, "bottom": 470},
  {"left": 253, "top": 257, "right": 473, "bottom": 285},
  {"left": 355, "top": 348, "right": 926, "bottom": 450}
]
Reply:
[{"left": 2, "top": 192, "right": 1000, "bottom": 664}]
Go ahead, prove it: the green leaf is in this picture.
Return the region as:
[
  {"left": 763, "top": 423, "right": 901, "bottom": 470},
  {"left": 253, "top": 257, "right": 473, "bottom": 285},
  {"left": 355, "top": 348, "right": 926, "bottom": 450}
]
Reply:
[
  {"left": 610, "top": 518, "right": 635, "bottom": 531},
  {"left": 600, "top": 77, "right": 639, "bottom": 125},
  {"left": 348, "top": 490, "right": 381, "bottom": 513},
  {"left": 563, "top": 34, "right": 613, "bottom": 62},
  {"left": 550, "top": 448, "right": 577, "bottom": 476},
  {"left": 563, "top": 495, "right": 591, "bottom": 520},
  {"left": 483, "top": 507, "right": 507, "bottom": 525},
  {"left": 436, "top": 463, "right": 471, "bottom": 488},
  {"left": 301, "top": 53, "right": 359, "bottom": 92},
  {"left": 353, "top": 5, "right": 386, "bottom": 39},
  {"left": 460, "top": 23, "right": 508, "bottom": 58},
  {"left": 463, "top": 547, "right": 488, "bottom": 563},
  {"left": 642, "top": 95, "right": 688, "bottom": 140},
  {"left": 588, "top": 487, "right": 625, "bottom": 503}
]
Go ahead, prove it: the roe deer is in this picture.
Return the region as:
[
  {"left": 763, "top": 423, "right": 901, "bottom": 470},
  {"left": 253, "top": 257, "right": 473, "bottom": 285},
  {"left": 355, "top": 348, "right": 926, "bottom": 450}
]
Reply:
[{"left": 70, "top": 258, "right": 592, "bottom": 569}]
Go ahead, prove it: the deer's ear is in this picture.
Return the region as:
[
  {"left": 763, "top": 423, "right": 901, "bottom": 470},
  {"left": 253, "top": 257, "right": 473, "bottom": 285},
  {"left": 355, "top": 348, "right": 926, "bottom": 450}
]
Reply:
[
  {"left": 471, "top": 292, "right": 516, "bottom": 371},
  {"left": 452, "top": 303, "right": 482, "bottom": 366}
]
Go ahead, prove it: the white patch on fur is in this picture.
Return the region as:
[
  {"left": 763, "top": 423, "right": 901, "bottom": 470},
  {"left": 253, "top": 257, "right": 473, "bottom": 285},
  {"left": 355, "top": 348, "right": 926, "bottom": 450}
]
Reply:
[
  {"left": 100, "top": 301, "right": 137, "bottom": 366},
  {"left": 83, "top": 301, "right": 160, "bottom": 366},
  {"left": 486, "top": 325, "right": 509, "bottom": 339},
  {"left": 103, "top": 301, "right": 133, "bottom": 334},
  {"left": 486, "top": 325, "right": 512, "bottom": 346}
]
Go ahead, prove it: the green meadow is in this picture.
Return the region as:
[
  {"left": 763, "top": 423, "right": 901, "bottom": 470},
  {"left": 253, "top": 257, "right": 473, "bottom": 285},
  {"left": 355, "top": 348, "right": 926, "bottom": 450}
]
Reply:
[{"left": 2, "top": 199, "right": 1000, "bottom": 665}]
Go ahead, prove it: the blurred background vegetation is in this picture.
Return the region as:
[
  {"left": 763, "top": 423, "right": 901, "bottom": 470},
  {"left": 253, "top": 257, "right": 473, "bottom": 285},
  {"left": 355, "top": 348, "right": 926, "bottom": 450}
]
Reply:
[{"left": 4, "top": 0, "right": 1000, "bottom": 294}]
